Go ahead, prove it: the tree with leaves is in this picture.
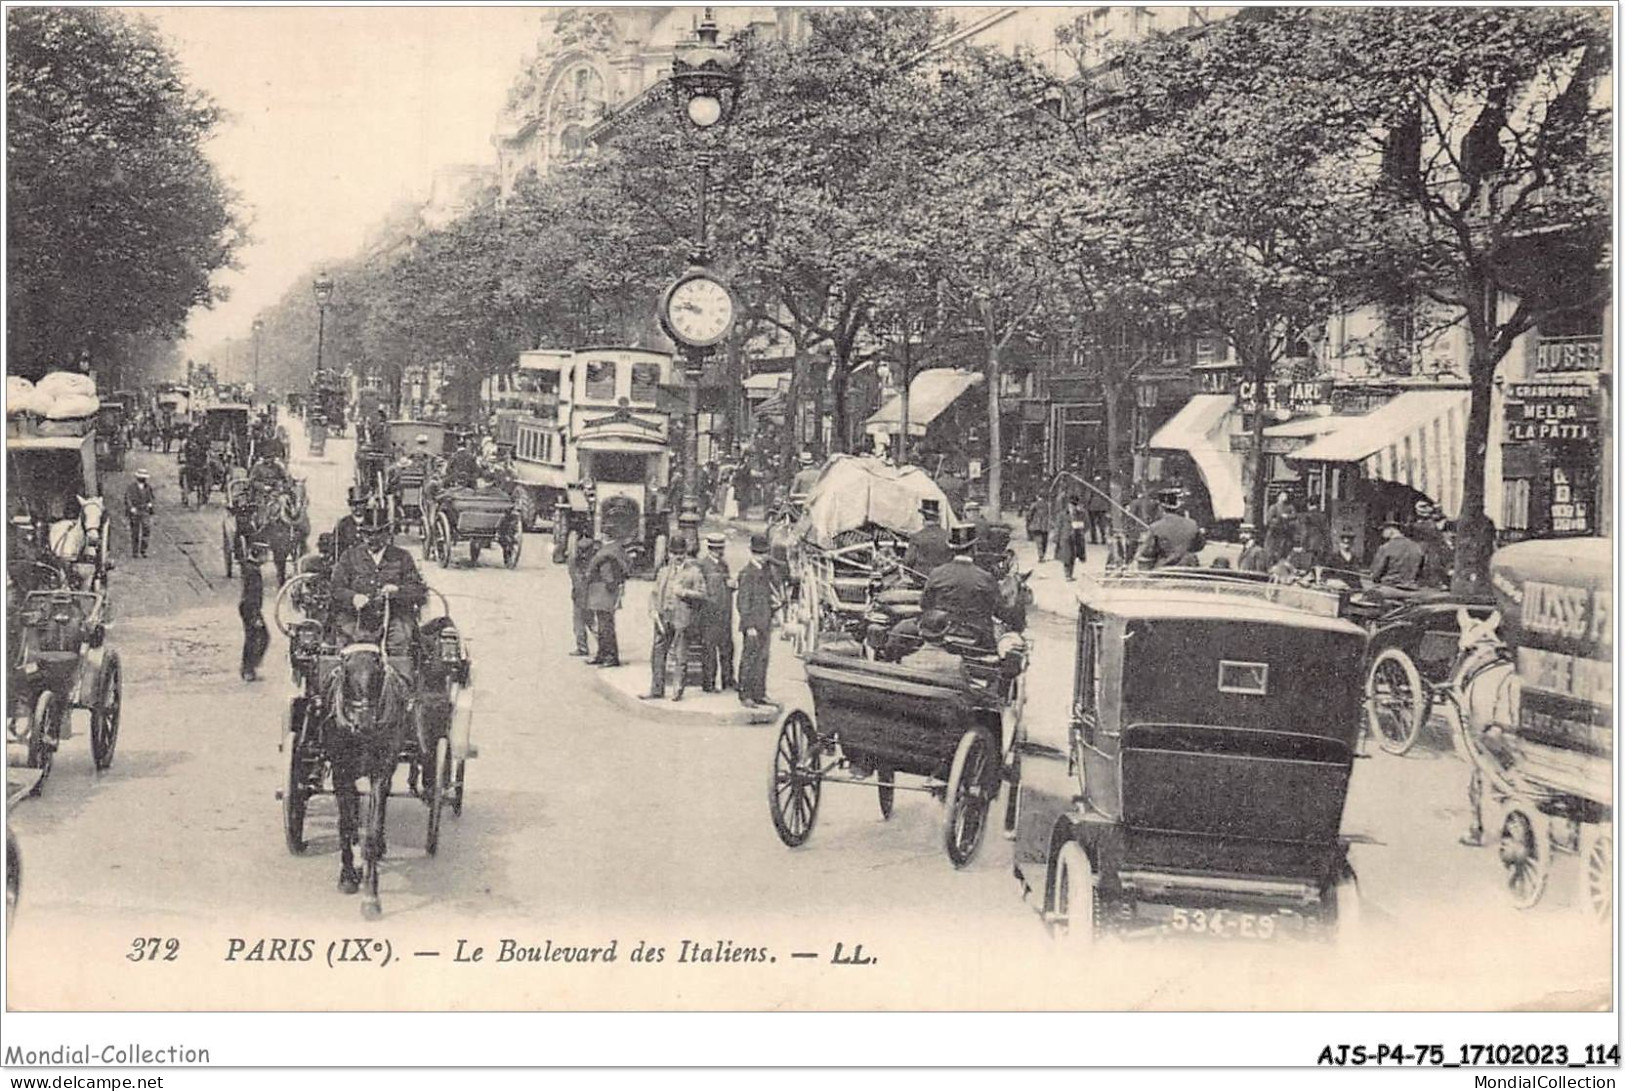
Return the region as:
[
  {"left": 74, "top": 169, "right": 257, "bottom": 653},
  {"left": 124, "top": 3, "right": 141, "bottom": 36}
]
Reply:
[
  {"left": 7, "top": 7, "right": 245, "bottom": 381},
  {"left": 1328, "top": 6, "right": 1611, "bottom": 589}
]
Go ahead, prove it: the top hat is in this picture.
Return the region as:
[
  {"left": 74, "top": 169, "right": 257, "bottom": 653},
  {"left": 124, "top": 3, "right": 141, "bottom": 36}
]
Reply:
[
  {"left": 919, "top": 498, "right": 940, "bottom": 515},
  {"left": 749, "top": 532, "right": 770, "bottom": 555},
  {"left": 669, "top": 537, "right": 690, "bottom": 557},
  {"left": 360, "top": 507, "right": 394, "bottom": 533}
]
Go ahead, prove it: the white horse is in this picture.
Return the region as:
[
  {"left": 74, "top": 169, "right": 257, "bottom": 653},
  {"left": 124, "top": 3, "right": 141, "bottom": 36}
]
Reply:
[
  {"left": 46, "top": 495, "right": 108, "bottom": 582},
  {"left": 1448, "top": 607, "right": 1520, "bottom": 846}
]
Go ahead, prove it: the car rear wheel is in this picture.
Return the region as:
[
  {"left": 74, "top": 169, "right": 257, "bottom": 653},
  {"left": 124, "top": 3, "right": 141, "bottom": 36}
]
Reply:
[{"left": 1049, "top": 842, "right": 1096, "bottom": 946}]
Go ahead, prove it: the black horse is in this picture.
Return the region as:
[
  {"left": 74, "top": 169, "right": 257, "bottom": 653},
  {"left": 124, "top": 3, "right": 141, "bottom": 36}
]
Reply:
[{"left": 323, "top": 600, "right": 415, "bottom": 919}]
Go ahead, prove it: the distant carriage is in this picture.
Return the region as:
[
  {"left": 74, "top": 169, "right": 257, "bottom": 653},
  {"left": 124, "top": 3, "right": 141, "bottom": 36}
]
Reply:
[{"left": 424, "top": 487, "right": 524, "bottom": 569}]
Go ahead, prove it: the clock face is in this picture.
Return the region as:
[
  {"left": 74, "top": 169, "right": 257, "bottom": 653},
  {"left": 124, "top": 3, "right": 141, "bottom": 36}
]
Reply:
[{"left": 664, "top": 275, "right": 734, "bottom": 347}]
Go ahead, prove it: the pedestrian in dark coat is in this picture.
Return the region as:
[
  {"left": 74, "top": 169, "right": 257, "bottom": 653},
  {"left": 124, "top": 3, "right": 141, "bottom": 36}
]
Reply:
[
  {"left": 124, "top": 469, "right": 155, "bottom": 558},
  {"left": 736, "top": 534, "right": 775, "bottom": 707},
  {"left": 1053, "top": 494, "right": 1076, "bottom": 578},
  {"left": 1237, "top": 523, "right": 1270, "bottom": 573},
  {"left": 568, "top": 533, "right": 601, "bottom": 657},
  {"left": 585, "top": 536, "right": 630, "bottom": 666},
  {"left": 239, "top": 544, "right": 270, "bottom": 682},
  {"left": 1025, "top": 494, "right": 1052, "bottom": 562},
  {"left": 1086, "top": 476, "right": 1110, "bottom": 544},
  {"left": 1369, "top": 520, "right": 1425, "bottom": 588},
  {"left": 699, "top": 534, "right": 735, "bottom": 691}
]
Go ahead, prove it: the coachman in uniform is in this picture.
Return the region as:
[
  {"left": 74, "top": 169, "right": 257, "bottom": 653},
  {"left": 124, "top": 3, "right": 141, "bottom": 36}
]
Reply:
[
  {"left": 904, "top": 499, "right": 954, "bottom": 575},
  {"left": 328, "top": 508, "right": 428, "bottom": 660},
  {"left": 1135, "top": 490, "right": 1206, "bottom": 569}
]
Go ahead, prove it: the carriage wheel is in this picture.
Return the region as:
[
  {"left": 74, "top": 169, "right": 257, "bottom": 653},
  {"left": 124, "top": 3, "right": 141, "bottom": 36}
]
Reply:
[
  {"left": 503, "top": 518, "right": 523, "bottom": 569},
  {"left": 1048, "top": 842, "right": 1096, "bottom": 945},
  {"left": 425, "top": 736, "right": 449, "bottom": 857},
  {"left": 436, "top": 514, "right": 454, "bottom": 569},
  {"left": 1322, "top": 861, "right": 1363, "bottom": 941},
  {"left": 281, "top": 728, "right": 309, "bottom": 855},
  {"left": 5, "top": 828, "right": 18, "bottom": 933},
  {"left": 90, "top": 652, "right": 121, "bottom": 771},
  {"left": 1583, "top": 826, "right": 1612, "bottom": 923},
  {"left": 877, "top": 768, "right": 895, "bottom": 820},
  {"left": 450, "top": 758, "right": 466, "bottom": 817},
  {"left": 1001, "top": 749, "right": 1023, "bottom": 840},
  {"left": 26, "top": 690, "right": 61, "bottom": 793},
  {"left": 1365, "top": 647, "right": 1427, "bottom": 755},
  {"left": 768, "top": 710, "right": 822, "bottom": 848},
  {"left": 944, "top": 726, "right": 997, "bottom": 868},
  {"left": 1498, "top": 806, "right": 1551, "bottom": 909}
]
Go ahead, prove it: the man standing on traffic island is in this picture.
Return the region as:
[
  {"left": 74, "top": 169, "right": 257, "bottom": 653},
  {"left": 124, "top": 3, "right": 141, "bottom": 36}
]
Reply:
[
  {"left": 585, "top": 532, "right": 630, "bottom": 668},
  {"left": 736, "top": 533, "right": 775, "bottom": 709},
  {"left": 124, "top": 468, "right": 155, "bottom": 558},
  {"left": 1369, "top": 518, "right": 1425, "bottom": 589},
  {"left": 699, "top": 533, "right": 735, "bottom": 693}
]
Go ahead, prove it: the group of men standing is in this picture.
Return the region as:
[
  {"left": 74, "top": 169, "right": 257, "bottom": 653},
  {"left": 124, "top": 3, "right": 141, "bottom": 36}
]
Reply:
[{"left": 563, "top": 528, "right": 774, "bottom": 708}]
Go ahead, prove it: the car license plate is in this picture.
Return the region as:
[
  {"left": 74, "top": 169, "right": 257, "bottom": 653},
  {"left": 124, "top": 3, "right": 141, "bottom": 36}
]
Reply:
[{"left": 1140, "top": 903, "right": 1304, "bottom": 941}]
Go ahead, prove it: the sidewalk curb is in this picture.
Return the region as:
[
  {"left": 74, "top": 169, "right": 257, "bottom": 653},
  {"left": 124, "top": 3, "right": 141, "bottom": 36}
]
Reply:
[{"left": 587, "top": 663, "right": 780, "bottom": 727}]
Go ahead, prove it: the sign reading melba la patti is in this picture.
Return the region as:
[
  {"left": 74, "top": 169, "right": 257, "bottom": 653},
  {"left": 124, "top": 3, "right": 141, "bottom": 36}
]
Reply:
[{"left": 1503, "top": 381, "right": 1599, "bottom": 443}]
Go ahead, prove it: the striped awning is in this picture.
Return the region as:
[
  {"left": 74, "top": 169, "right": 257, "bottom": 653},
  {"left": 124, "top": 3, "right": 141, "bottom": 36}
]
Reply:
[
  {"left": 1147, "top": 394, "right": 1246, "bottom": 521},
  {"left": 1287, "top": 390, "right": 1471, "bottom": 517}
]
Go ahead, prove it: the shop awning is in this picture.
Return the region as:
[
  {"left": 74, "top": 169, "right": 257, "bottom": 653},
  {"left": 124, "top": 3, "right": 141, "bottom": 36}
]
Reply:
[
  {"left": 1147, "top": 394, "right": 1246, "bottom": 521},
  {"left": 1148, "top": 394, "right": 1235, "bottom": 450},
  {"left": 865, "top": 369, "right": 983, "bottom": 437},
  {"left": 1288, "top": 389, "right": 1470, "bottom": 517},
  {"left": 755, "top": 392, "right": 787, "bottom": 420},
  {"left": 1262, "top": 414, "right": 1348, "bottom": 439}
]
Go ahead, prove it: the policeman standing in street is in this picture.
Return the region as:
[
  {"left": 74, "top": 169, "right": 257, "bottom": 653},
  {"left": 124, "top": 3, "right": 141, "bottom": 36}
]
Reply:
[
  {"left": 699, "top": 533, "right": 735, "bottom": 693},
  {"left": 567, "top": 530, "right": 601, "bottom": 658},
  {"left": 124, "top": 468, "right": 155, "bottom": 558},
  {"left": 585, "top": 532, "right": 630, "bottom": 667},
  {"left": 736, "top": 533, "right": 776, "bottom": 709}
]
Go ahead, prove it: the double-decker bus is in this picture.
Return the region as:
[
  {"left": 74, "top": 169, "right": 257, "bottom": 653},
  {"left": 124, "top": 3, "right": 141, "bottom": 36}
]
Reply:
[{"left": 490, "top": 347, "right": 675, "bottom": 573}]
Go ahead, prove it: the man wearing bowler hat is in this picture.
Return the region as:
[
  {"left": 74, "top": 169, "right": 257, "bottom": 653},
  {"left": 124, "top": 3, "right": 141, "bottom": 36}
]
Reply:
[{"left": 736, "top": 533, "right": 776, "bottom": 709}]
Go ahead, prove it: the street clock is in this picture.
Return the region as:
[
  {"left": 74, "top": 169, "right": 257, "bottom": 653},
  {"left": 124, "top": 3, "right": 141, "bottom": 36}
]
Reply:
[{"left": 659, "top": 269, "right": 736, "bottom": 350}]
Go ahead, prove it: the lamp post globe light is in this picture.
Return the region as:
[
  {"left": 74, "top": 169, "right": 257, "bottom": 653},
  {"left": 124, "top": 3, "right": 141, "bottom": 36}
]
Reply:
[
  {"left": 662, "top": 7, "right": 742, "bottom": 551},
  {"left": 251, "top": 318, "right": 264, "bottom": 395},
  {"left": 312, "top": 271, "right": 334, "bottom": 377}
]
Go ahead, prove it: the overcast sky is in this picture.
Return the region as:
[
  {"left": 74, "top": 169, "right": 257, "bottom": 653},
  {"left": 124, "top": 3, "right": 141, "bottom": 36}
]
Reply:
[{"left": 138, "top": 6, "right": 540, "bottom": 363}]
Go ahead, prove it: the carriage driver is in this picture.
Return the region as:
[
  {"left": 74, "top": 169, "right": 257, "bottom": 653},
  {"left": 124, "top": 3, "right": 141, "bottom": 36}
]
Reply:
[{"left": 328, "top": 508, "right": 428, "bottom": 667}]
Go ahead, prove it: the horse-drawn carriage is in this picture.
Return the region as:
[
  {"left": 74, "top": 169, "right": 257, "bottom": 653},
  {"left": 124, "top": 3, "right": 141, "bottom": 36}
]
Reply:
[
  {"left": 222, "top": 476, "right": 309, "bottom": 582},
  {"left": 778, "top": 455, "right": 964, "bottom": 658},
  {"left": 7, "top": 433, "right": 110, "bottom": 592},
  {"left": 1447, "top": 538, "right": 1611, "bottom": 919},
  {"left": 5, "top": 574, "right": 122, "bottom": 793},
  {"left": 1012, "top": 572, "right": 1366, "bottom": 944},
  {"left": 272, "top": 577, "right": 475, "bottom": 918},
  {"left": 769, "top": 627, "right": 1030, "bottom": 866},
  {"left": 424, "top": 486, "right": 524, "bottom": 569}
]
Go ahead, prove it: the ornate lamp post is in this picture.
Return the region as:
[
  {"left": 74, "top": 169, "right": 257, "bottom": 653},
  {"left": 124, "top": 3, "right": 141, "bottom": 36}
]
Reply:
[
  {"left": 251, "top": 318, "right": 264, "bottom": 394},
  {"left": 312, "top": 271, "right": 334, "bottom": 378},
  {"left": 658, "top": 8, "right": 742, "bottom": 551}
]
